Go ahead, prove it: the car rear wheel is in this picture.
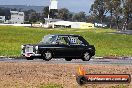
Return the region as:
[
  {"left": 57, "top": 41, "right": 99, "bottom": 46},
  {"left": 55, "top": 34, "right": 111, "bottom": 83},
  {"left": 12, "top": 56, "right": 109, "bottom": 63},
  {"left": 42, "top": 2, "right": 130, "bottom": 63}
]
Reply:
[
  {"left": 26, "top": 57, "right": 34, "bottom": 60},
  {"left": 82, "top": 51, "right": 91, "bottom": 61},
  {"left": 42, "top": 51, "right": 52, "bottom": 61},
  {"left": 65, "top": 58, "right": 72, "bottom": 61}
]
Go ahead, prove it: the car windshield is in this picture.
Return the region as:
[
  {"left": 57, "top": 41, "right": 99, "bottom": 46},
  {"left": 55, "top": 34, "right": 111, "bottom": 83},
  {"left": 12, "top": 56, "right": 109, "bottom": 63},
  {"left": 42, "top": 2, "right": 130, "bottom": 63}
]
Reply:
[{"left": 38, "top": 35, "right": 57, "bottom": 44}]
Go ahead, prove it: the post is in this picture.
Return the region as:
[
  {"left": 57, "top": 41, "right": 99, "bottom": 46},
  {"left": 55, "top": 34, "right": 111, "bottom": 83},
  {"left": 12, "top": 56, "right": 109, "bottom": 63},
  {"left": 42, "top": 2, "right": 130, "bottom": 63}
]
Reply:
[
  {"left": 48, "top": 0, "right": 51, "bottom": 24},
  {"left": 48, "top": 8, "right": 50, "bottom": 24}
]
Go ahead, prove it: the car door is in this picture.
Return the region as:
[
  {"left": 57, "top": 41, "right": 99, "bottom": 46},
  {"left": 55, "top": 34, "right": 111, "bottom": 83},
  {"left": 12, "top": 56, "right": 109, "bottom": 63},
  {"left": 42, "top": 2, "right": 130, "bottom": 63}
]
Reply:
[
  {"left": 68, "top": 45, "right": 85, "bottom": 57},
  {"left": 53, "top": 36, "right": 71, "bottom": 57},
  {"left": 68, "top": 36, "right": 86, "bottom": 57}
]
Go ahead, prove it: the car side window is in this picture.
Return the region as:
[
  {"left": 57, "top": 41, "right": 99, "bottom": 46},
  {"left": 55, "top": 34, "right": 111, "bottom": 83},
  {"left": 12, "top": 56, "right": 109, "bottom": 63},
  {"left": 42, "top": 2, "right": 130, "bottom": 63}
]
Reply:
[
  {"left": 57, "top": 36, "right": 69, "bottom": 45},
  {"left": 69, "top": 37, "right": 84, "bottom": 45}
]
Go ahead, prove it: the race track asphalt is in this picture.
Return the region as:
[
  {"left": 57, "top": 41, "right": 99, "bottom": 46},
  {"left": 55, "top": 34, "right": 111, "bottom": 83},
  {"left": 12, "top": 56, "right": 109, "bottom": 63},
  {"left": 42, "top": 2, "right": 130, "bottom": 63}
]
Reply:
[{"left": 0, "top": 57, "right": 132, "bottom": 65}]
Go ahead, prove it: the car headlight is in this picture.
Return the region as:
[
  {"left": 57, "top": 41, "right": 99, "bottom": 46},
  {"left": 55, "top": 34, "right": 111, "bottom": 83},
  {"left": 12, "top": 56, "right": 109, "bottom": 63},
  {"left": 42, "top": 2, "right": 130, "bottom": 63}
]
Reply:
[{"left": 35, "top": 46, "right": 38, "bottom": 50}]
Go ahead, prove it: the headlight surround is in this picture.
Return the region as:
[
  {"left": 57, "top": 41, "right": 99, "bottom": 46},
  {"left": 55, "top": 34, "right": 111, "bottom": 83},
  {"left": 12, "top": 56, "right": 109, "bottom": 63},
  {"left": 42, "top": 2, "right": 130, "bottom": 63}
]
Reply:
[{"left": 35, "top": 46, "right": 38, "bottom": 50}]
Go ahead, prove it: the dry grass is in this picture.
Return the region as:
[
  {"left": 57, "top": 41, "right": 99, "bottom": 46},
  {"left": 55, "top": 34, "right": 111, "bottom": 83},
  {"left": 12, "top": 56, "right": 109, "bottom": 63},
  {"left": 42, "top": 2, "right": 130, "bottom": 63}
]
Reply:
[{"left": 0, "top": 62, "right": 131, "bottom": 88}]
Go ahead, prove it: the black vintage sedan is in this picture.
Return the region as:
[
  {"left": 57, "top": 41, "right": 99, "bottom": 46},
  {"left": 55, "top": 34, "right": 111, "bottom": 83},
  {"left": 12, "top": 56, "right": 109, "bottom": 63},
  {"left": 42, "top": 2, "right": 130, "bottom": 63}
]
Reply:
[{"left": 21, "top": 34, "right": 95, "bottom": 61}]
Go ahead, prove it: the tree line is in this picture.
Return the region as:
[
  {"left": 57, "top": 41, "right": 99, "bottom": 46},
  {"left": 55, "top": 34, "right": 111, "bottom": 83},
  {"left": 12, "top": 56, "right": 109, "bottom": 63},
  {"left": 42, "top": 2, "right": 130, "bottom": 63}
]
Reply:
[
  {"left": 24, "top": 7, "right": 87, "bottom": 23},
  {"left": 0, "top": 0, "right": 131, "bottom": 30},
  {"left": 90, "top": 0, "right": 132, "bottom": 30}
]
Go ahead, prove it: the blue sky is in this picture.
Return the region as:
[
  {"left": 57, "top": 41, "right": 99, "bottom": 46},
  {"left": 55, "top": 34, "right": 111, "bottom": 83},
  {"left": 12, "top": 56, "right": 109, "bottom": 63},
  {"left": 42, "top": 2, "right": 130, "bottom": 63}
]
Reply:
[{"left": 0, "top": 0, "right": 95, "bottom": 14}]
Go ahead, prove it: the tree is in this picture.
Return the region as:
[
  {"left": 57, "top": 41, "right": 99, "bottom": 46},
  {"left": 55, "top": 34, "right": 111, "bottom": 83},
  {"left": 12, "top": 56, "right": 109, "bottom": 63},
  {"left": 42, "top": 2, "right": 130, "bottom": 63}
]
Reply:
[
  {"left": 105, "top": 0, "right": 122, "bottom": 29},
  {"left": 0, "top": 8, "right": 5, "bottom": 16},
  {"left": 106, "top": 0, "right": 122, "bottom": 29},
  {"left": 0, "top": 8, "right": 10, "bottom": 20},
  {"left": 24, "top": 9, "right": 38, "bottom": 23},
  {"left": 113, "top": 6, "right": 122, "bottom": 30},
  {"left": 86, "top": 15, "right": 98, "bottom": 23},
  {"left": 11, "top": 8, "right": 17, "bottom": 11},
  {"left": 122, "top": 0, "right": 132, "bottom": 30},
  {"left": 90, "top": 0, "right": 109, "bottom": 26},
  {"left": 57, "top": 8, "right": 70, "bottom": 21},
  {"left": 29, "top": 12, "right": 38, "bottom": 23},
  {"left": 73, "top": 11, "right": 86, "bottom": 22},
  {"left": 42, "top": 6, "right": 49, "bottom": 18},
  {"left": 67, "top": 12, "right": 73, "bottom": 21},
  {"left": 42, "top": 6, "right": 58, "bottom": 19}
]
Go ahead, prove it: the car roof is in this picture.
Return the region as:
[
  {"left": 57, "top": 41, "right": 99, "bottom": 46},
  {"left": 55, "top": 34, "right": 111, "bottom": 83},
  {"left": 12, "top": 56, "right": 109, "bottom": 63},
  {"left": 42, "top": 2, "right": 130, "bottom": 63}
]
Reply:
[{"left": 48, "top": 34, "right": 82, "bottom": 37}]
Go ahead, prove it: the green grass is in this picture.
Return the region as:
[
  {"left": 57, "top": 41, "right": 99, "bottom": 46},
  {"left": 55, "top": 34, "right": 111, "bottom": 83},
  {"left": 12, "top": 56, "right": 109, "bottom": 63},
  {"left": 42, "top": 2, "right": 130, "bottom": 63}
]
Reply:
[{"left": 0, "top": 26, "right": 132, "bottom": 57}]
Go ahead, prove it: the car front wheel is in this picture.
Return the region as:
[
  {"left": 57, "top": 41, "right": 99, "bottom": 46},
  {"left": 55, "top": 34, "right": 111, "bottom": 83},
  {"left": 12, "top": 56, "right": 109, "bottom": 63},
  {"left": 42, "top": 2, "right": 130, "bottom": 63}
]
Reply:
[
  {"left": 42, "top": 51, "right": 52, "bottom": 61},
  {"left": 82, "top": 51, "right": 91, "bottom": 61}
]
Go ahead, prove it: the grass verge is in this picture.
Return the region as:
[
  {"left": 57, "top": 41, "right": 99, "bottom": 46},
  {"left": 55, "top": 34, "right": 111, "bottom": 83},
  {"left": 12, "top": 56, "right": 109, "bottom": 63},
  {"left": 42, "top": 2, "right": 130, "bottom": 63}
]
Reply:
[{"left": 0, "top": 26, "right": 131, "bottom": 57}]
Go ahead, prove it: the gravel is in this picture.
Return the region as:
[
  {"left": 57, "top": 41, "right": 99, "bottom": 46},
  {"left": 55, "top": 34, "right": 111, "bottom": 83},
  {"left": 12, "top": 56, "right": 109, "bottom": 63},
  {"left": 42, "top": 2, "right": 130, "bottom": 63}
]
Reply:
[{"left": 0, "top": 62, "right": 132, "bottom": 88}]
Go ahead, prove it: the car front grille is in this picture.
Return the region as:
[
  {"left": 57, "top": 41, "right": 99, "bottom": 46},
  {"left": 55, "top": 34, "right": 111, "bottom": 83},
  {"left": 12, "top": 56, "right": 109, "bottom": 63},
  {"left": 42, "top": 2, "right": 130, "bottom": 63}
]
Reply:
[{"left": 25, "top": 46, "right": 33, "bottom": 53}]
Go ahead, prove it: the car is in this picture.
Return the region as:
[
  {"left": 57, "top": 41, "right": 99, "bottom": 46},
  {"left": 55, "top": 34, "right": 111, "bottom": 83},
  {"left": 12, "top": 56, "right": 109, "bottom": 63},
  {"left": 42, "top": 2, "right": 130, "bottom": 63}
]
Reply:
[{"left": 21, "top": 34, "right": 95, "bottom": 61}]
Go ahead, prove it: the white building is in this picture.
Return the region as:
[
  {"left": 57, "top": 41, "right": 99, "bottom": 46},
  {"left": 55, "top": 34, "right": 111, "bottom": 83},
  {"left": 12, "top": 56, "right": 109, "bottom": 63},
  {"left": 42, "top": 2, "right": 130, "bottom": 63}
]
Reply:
[
  {"left": 10, "top": 11, "right": 24, "bottom": 24},
  {"left": 53, "top": 21, "right": 72, "bottom": 28},
  {"left": 71, "top": 22, "right": 95, "bottom": 29},
  {"left": 52, "top": 21, "right": 95, "bottom": 29},
  {"left": 0, "top": 16, "right": 5, "bottom": 23}
]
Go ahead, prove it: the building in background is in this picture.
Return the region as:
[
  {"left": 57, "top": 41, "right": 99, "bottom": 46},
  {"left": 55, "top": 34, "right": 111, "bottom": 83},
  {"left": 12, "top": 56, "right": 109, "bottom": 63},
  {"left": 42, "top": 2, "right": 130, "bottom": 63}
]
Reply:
[
  {"left": 51, "top": 21, "right": 95, "bottom": 29},
  {"left": 0, "top": 16, "right": 5, "bottom": 23},
  {"left": 10, "top": 11, "right": 24, "bottom": 24},
  {"left": 44, "top": 18, "right": 63, "bottom": 28},
  {"left": 71, "top": 22, "right": 94, "bottom": 29}
]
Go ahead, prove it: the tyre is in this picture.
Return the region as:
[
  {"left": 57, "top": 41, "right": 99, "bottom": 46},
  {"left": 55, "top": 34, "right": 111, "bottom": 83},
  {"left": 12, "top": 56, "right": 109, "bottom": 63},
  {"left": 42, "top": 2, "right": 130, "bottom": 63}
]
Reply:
[
  {"left": 82, "top": 51, "right": 91, "bottom": 61},
  {"left": 26, "top": 57, "right": 33, "bottom": 60},
  {"left": 76, "top": 76, "right": 87, "bottom": 85},
  {"left": 65, "top": 58, "right": 72, "bottom": 61},
  {"left": 42, "top": 51, "right": 52, "bottom": 61}
]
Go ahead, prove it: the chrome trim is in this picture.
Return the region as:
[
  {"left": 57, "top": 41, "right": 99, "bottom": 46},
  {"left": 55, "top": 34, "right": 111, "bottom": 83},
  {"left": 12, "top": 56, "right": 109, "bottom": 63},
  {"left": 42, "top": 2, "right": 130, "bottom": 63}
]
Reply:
[
  {"left": 22, "top": 53, "right": 41, "bottom": 57},
  {"left": 25, "top": 46, "right": 33, "bottom": 53},
  {"left": 35, "top": 46, "right": 38, "bottom": 50}
]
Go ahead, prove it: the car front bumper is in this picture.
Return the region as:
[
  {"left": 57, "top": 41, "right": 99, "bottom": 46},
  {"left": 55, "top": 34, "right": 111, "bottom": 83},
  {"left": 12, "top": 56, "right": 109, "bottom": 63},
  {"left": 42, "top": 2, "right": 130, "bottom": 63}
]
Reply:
[{"left": 22, "top": 53, "right": 41, "bottom": 57}]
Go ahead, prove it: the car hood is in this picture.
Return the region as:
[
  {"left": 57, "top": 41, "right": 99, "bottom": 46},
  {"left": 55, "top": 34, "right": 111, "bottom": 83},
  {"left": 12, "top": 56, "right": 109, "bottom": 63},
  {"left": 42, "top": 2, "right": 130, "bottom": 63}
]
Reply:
[{"left": 22, "top": 43, "right": 51, "bottom": 47}]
